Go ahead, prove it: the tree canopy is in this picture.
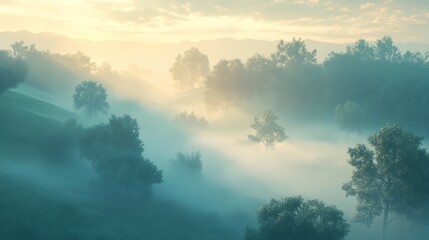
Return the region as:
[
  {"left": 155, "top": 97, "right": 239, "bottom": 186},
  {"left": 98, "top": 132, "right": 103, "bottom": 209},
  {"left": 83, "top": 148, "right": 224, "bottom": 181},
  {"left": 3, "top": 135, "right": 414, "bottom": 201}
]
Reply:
[
  {"left": 205, "top": 59, "right": 247, "bottom": 112},
  {"left": 80, "top": 114, "right": 162, "bottom": 195},
  {"left": 0, "top": 50, "right": 27, "bottom": 94},
  {"left": 244, "top": 196, "right": 349, "bottom": 240},
  {"left": 170, "top": 151, "right": 203, "bottom": 177},
  {"left": 170, "top": 47, "right": 210, "bottom": 90},
  {"left": 248, "top": 109, "right": 287, "bottom": 149},
  {"left": 198, "top": 36, "right": 429, "bottom": 132},
  {"left": 174, "top": 111, "right": 208, "bottom": 128},
  {"left": 73, "top": 80, "right": 109, "bottom": 117},
  {"left": 342, "top": 124, "right": 429, "bottom": 239},
  {"left": 271, "top": 38, "right": 317, "bottom": 67}
]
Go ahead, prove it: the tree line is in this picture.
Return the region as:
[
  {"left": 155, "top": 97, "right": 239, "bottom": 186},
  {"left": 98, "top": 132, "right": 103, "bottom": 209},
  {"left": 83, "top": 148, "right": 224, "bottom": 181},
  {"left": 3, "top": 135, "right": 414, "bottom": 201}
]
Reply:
[{"left": 172, "top": 37, "right": 429, "bottom": 134}]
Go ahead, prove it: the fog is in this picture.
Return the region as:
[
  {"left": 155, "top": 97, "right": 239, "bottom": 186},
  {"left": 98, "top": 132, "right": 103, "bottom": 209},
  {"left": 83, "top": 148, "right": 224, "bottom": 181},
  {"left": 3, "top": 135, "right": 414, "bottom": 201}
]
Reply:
[{"left": 1, "top": 35, "right": 429, "bottom": 240}]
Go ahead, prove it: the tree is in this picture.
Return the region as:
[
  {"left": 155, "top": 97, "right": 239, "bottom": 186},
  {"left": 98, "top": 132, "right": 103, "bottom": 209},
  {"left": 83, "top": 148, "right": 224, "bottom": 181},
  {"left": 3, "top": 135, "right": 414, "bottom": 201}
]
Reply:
[
  {"left": 248, "top": 109, "right": 287, "bottom": 149},
  {"left": 80, "top": 114, "right": 144, "bottom": 159},
  {"left": 61, "top": 51, "right": 97, "bottom": 74},
  {"left": 170, "top": 151, "right": 202, "bottom": 177},
  {"left": 342, "top": 124, "right": 429, "bottom": 240},
  {"left": 0, "top": 50, "right": 27, "bottom": 94},
  {"left": 334, "top": 100, "right": 365, "bottom": 133},
  {"left": 10, "top": 41, "right": 36, "bottom": 59},
  {"left": 271, "top": 38, "right": 317, "bottom": 67},
  {"left": 374, "top": 36, "right": 401, "bottom": 62},
  {"left": 174, "top": 111, "right": 208, "bottom": 128},
  {"left": 73, "top": 80, "right": 109, "bottom": 117},
  {"left": 170, "top": 47, "right": 210, "bottom": 90},
  {"left": 345, "top": 39, "right": 375, "bottom": 61},
  {"left": 246, "top": 54, "right": 274, "bottom": 72},
  {"left": 205, "top": 59, "right": 249, "bottom": 113},
  {"left": 80, "top": 114, "right": 162, "bottom": 197},
  {"left": 244, "top": 196, "right": 349, "bottom": 240}
]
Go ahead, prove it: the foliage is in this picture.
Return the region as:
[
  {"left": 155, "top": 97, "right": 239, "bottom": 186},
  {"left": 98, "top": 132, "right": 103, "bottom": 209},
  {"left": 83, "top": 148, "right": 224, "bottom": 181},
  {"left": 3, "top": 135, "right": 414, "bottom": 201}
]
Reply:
[
  {"left": 0, "top": 50, "right": 27, "bottom": 94},
  {"left": 271, "top": 38, "right": 317, "bottom": 67},
  {"left": 80, "top": 115, "right": 143, "bottom": 158},
  {"left": 174, "top": 111, "right": 208, "bottom": 128},
  {"left": 334, "top": 100, "right": 365, "bottom": 133},
  {"left": 273, "top": 63, "right": 325, "bottom": 120},
  {"left": 9, "top": 41, "right": 36, "bottom": 59},
  {"left": 244, "top": 196, "right": 349, "bottom": 240},
  {"left": 73, "top": 80, "right": 109, "bottom": 117},
  {"left": 60, "top": 51, "right": 96, "bottom": 74},
  {"left": 170, "top": 47, "right": 210, "bottom": 90},
  {"left": 248, "top": 109, "right": 287, "bottom": 149},
  {"left": 93, "top": 150, "right": 162, "bottom": 188},
  {"left": 198, "top": 36, "right": 429, "bottom": 133},
  {"left": 374, "top": 36, "right": 401, "bottom": 62},
  {"left": 205, "top": 59, "right": 257, "bottom": 113},
  {"left": 80, "top": 114, "right": 162, "bottom": 194},
  {"left": 342, "top": 124, "right": 429, "bottom": 239},
  {"left": 170, "top": 151, "right": 203, "bottom": 177}
]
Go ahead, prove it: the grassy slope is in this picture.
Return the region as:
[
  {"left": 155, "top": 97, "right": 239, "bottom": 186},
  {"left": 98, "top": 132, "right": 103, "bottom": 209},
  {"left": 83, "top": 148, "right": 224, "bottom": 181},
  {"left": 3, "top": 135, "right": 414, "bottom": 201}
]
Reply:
[
  {"left": 0, "top": 90, "right": 76, "bottom": 157},
  {"left": 0, "top": 90, "right": 241, "bottom": 240}
]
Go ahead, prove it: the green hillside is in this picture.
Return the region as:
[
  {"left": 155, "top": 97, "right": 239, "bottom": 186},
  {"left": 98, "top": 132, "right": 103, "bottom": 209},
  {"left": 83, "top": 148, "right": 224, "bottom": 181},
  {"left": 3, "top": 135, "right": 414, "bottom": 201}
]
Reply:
[{"left": 0, "top": 90, "right": 76, "bottom": 157}]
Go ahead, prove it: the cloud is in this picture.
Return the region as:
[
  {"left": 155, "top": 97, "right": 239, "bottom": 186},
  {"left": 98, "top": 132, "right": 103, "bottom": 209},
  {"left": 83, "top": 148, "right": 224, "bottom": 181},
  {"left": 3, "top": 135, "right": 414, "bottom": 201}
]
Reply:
[
  {"left": 360, "top": 2, "right": 375, "bottom": 9},
  {"left": 0, "top": 0, "right": 428, "bottom": 43}
]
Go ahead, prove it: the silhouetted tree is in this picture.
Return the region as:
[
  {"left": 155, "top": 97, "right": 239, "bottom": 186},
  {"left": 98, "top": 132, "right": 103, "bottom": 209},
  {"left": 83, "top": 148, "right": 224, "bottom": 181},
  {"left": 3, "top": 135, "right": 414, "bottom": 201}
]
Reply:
[
  {"left": 345, "top": 39, "right": 375, "bottom": 61},
  {"left": 174, "top": 111, "right": 208, "bottom": 128},
  {"left": 170, "top": 47, "right": 210, "bottom": 90},
  {"left": 80, "top": 114, "right": 162, "bottom": 196},
  {"left": 374, "top": 36, "right": 401, "bottom": 62},
  {"left": 248, "top": 109, "right": 287, "bottom": 149},
  {"left": 73, "top": 80, "right": 109, "bottom": 117},
  {"left": 80, "top": 114, "right": 144, "bottom": 159},
  {"left": 170, "top": 151, "right": 202, "bottom": 177},
  {"left": 342, "top": 124, "right": 429, "bottom": 240},
  {"left": 0, "top": 50, "right": 27, "bottom": 94},
  {"left": 244, "top": 196, "right": 349, "bottom": 240},
  {"left": 246, "top": 54, "right": 274, "bottom": 72},
  {"left": 271, "top": 38, "right": 317, "bottom": 67},
  {"left": 10, "top": 41, "right": 36, "bottom": 59},
  {"left": 61, "top": 51, "right": 97, "bottom": 74}
]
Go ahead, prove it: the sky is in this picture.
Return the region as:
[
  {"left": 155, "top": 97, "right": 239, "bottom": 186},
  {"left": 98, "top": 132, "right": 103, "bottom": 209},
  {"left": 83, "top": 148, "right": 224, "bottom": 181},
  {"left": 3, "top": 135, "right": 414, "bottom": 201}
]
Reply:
[{"left": 0, "top": 0, "right": 428, "bottom": 43}]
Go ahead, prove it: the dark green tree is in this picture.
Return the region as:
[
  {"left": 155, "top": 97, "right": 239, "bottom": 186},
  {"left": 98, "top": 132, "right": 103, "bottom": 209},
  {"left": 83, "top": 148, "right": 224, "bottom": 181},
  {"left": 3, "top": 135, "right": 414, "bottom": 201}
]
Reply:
[
  {"left": 170, "top": 47, "right": 210, "bottom": 90},
  {"left": 80, "top": 114, "right": 144, "bottom": 159},
  {"left": 0, "top": 50, "right": 27, "bottom": 94},
  {"left": 244, "top": 196, "right": 349, "bottom": 240},
  {"left": 80, "top": 114, "right": 162, "bottom": 196},
  {"left": 248, "top": 109, "right": 287, "bottom": 149},
  {"left": 73, "top": 80, "right": 109, "bottom": 117},
  {"left": 342, "top": 124, "right": 429, "bottom": 240}
]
